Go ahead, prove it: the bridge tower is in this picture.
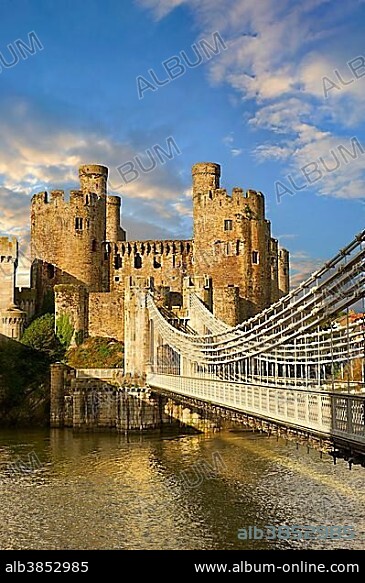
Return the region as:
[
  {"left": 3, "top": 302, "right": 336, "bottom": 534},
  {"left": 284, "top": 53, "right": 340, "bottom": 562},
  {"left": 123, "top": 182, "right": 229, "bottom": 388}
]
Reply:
[{"left": 124, "top": 276, "right": 154, "bottom": 377}]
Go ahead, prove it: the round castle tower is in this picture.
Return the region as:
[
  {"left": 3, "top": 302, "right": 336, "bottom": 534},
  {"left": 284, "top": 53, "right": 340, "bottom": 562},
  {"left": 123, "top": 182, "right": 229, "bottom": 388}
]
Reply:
[
  {"left": 1, "top": 304, "right": 27, "bottom": 340},
  {"left": 79, "top": 164, "right": 108, "bottom": 197},
  {"left": 192, "top": 162, "right": 221, "bottom": 193}
]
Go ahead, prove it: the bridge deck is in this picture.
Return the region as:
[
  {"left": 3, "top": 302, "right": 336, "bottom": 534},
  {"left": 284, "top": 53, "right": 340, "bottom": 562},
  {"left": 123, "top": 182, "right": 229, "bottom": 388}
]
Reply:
[{"left": 147, "top": 373, "right": 365, "bottom": 449}]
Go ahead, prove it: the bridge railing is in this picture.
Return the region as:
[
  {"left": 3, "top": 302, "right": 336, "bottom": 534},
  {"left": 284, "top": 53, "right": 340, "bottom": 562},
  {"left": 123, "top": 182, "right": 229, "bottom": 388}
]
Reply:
[{"left": 147, "top": 373, "right": 365, "bottom": 447}]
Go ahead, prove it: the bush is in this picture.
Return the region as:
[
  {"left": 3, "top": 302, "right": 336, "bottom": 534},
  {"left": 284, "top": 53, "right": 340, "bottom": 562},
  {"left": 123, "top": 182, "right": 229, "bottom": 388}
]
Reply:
[
  {"left": 56, "top": 313, "right": 74, "bottom": 349},
  {"left": 66, "top": 337, "right": 124, "bottom": 368},
  {"left": 21, "top": 313, "right": 64, "bottom": 362}
]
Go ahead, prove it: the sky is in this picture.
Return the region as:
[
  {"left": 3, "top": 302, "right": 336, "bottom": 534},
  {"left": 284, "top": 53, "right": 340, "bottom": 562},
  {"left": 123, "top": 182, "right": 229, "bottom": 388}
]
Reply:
[{"left": 0, "top": 0, "right": 365, "bottom": 287}]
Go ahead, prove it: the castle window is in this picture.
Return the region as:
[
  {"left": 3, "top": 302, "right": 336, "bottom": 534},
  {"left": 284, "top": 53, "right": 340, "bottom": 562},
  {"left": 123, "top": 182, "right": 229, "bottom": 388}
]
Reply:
[
  {"left": 236, "top": 240, "right": 244, "bottom": 255},
  {"left": 114, "top": 254, "right": 122, "bottom": 269},
  {"left": 134, "top": 254, "right": 142, "bottom": 269},
  {"left": 47, "top": 264, "right": 55, "bottom": 279},
  {"left": 283, "top": 267, "right": 288, "bottom": 276},
  {"left": 75, "top": 217, "right": 83, "bottom": 230},
  {"left": 224, "top": 219, "right": 233, "bottom": 231},
  {"left": 154, "top": 256, "right": 161, "bottom": 269},
  {"left": 115, "top": 277, "right": 120, "bottom": 282},
  {"left": 214, "top": 241, "right": 221, "bottom": 255},
  {"left": 104, "top": 243, "right": 111, "bottom": 260},
  {"left": 91, "top": 239, "right": 97, "bottom": 252},
  {"left": 252, "top": 251, "right": 259, "bottom": 264},
  {"left": 85, "top": 195, "right": 89, "bottom": 205}
]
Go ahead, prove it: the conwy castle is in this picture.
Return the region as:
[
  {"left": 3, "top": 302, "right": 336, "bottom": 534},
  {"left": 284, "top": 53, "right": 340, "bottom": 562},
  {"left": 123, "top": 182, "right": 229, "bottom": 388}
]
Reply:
[{"left": 0, "top": 162, "right": 289, "bottom": 354}]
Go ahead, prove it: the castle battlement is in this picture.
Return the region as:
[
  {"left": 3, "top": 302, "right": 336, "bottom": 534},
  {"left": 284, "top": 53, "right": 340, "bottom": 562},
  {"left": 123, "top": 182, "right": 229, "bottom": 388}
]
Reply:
[
  {"left": 32, "top": 189, "right": 102, "bottom": 208},
  {"left": 193, "top": 186, "right": 265, "bottom": 220},
  {"left": 116, "top": 240, "right": 192, "bottom": 257}
]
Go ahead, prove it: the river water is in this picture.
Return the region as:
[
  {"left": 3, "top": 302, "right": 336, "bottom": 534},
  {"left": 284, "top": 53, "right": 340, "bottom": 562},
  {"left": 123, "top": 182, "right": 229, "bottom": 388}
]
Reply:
[{"left": 0, "top": 428, "right": 364, "bottom": 550}]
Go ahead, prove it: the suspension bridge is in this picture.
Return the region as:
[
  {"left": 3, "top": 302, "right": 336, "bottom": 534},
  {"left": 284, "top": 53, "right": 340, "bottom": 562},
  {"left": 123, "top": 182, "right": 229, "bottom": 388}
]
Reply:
[{"left": 125, "top": 230, "right": 365, "bottom": 466}]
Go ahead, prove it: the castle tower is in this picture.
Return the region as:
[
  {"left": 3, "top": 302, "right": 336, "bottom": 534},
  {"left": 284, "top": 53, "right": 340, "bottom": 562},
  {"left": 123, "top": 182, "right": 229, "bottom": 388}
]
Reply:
[
  {"left": 191, "top": 163, "right": 286, "bottom": 324},
  {"left": 270, "top": 238, "right": 279, "bottom": 303},
  {"left": 106, "top": 195, "right": 126, "bottom": 243},
  {"left": 192, "top": 162, "right": 221, "bottom": 194},
  {"left": 0, "top": 236, "right": 17, "bottom": 313},
  {"left": 1, "top": 304, "right": 27, "bottom": 340},
  {"left": 31, "top": 166, "right": 109, "bottom": 295},
  {"left": 0, "top": 237, "right": 26, "bottom": 340},
  {"left": 278, "top": 248, "right": 290, "bottom": 297},
  {"left": 79, "top": 164, "right": 108, "bottom": 198}
]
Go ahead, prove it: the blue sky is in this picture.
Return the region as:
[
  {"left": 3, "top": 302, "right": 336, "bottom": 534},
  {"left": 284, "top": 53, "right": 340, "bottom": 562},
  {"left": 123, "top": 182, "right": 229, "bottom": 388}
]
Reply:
[{"left": 0, "top": 0, "right": 365, "bottom": 286}]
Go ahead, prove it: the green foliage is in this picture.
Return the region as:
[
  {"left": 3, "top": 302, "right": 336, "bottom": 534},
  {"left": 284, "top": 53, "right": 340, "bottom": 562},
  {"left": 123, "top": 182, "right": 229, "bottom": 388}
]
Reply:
[
  {"left": 74, "top": 330, "right": 84, "bottom": 346},
  {"left": 56, "top": 313, "right": 74, "bottom": 349},
  {"left": 21, "top": 313, "right": 64, "bottom": 362},
  {"left": 66, "top": 336, "right": 124, "bottom": 368}
]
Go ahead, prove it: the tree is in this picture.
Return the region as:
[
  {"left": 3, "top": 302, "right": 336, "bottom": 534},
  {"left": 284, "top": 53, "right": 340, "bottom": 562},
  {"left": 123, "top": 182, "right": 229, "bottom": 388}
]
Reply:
[{"left": 21, "top": 313, "right": 64, "bottom": 361}]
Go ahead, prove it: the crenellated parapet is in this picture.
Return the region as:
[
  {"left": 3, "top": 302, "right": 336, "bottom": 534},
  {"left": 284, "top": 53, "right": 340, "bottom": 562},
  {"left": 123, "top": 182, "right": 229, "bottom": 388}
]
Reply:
[{"left": 116, "top": 240, "right": 192, "bottom": 257}]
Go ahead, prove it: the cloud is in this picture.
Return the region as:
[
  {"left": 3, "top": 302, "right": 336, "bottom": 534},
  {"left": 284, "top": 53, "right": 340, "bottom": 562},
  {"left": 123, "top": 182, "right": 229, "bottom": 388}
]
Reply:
[
  {"left": 289, "top": 251, "right": 324, "bottom": 288},
  {"left": 223, "top": 133, "right": 243, "bottom": 157},
  {"left": 136, "top": 0, "right": 187, "bottom": 20},
  {"left": 139, "top": 0, "right": 365, "bottom": 201}
]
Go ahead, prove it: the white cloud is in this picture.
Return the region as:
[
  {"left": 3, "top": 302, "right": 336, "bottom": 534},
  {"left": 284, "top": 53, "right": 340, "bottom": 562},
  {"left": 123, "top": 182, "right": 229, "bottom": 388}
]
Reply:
[
  {"left": 136, "top": 0, "right": 187, "bottom": 20},
  {"left": 139, "top": 0, "right": 365, "bottom": 201}
]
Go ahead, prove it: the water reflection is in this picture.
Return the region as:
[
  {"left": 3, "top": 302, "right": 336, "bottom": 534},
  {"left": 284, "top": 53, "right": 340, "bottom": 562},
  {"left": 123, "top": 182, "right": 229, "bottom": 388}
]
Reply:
[{"left": 0, "top": 428, "right": 363, "bottom": 550}]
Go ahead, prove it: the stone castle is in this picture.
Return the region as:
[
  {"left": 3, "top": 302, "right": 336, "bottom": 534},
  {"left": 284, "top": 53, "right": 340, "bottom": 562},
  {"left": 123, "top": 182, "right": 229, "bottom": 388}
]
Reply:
[{"left": 0, "top": 162, "right": 289, "bottom": 349}]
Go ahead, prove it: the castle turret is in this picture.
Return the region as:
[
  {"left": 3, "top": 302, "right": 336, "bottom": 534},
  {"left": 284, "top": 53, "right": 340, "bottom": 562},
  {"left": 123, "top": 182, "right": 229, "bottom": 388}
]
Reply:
[
  {"left": 192, "top": 162, "right": 221, "bottom": 194},
  {"left": 0, "top": 236, "right": 17, "bottom": 312},
  {"left": 106, "top": 195, "right": 126, "bottom": 243},
  {"left": 278, "top": 248, "right": 290, "bottom": 297},
  {"left": 270, "top": 238, "right": 279, "bottom": 303},
  {"left": 79, "top": 164, "right": 108, "bottom": 197},
  {"left": 1, "top": 304, "right": 27, "bottom": 341}
]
